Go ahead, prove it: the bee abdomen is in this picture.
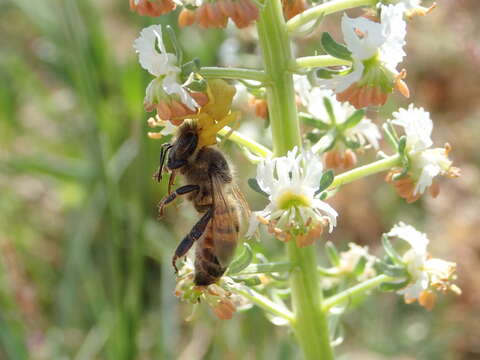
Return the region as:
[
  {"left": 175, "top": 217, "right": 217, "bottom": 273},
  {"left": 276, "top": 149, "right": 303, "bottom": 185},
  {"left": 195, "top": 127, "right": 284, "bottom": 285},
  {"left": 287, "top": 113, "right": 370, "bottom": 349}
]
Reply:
[{"left": 194, "top": 246, "right": 226, "bottom": 286}]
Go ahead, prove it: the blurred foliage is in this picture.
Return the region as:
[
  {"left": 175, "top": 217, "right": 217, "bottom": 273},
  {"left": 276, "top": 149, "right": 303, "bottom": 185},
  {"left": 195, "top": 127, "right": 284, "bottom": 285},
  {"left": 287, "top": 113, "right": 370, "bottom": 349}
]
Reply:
[{"left": 0, "top": 0, "right": 479, "bottom": 359}]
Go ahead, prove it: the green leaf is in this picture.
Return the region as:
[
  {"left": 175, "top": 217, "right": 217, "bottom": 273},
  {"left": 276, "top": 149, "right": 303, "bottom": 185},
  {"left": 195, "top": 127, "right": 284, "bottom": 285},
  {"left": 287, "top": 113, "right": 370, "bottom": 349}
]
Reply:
[
  {"left": 227, "top": 243, "right": 254, "bottom": 275},
  {"left": 376, "top": 261, "right": 408, "bottom": 278},
  {"left": 344, "top": 139, "right": 361, "bottom": 149},
  {"left": 379, "top": 280, "right": 409, "bottom": 292},
  {"left": 315, "top": 169, "right": 334, "bottom": 195},
  {"left": 323, "top": 96, "right": 336, "bottom": 124},
  {"left": 397, "top": 135, "right": 407, "bottom": 155},
  {"left": 181, "top": 58, "right": 201, "bottom": 79},
  {"left": 233, "top": 276, "right": 262, "bottom": 286},
  {"left": 381, "top": 235, "right": 404, "bottom": 265},
  {"left": 165, "top": 25, "right": 183, "bottom": 65},
  {"left": 321, "top": 32, "right": 352, "bottom": 61},
  {"left": 382, "top": 122, "right": 398, "bottom": 150},
  {"left": 248, "top": 178, "right": 269, "bottom": 197},
  {"left": 299, "top": 113, "right": 330, "bottom": 130},
  {"left": 314, "top": 129, "right": 337, "bottom": 153},
  {"left": 314, "top": 67, "right": 346, "bottom": 80},
  {"left": 325, "top": 241, "right": 340, "bottom": 267},
  {"left": 341, "top": 109, "right": 365, "bottom": 130},
  {"left": 352, "top": 256, "right": 367, "bottom": 277}
]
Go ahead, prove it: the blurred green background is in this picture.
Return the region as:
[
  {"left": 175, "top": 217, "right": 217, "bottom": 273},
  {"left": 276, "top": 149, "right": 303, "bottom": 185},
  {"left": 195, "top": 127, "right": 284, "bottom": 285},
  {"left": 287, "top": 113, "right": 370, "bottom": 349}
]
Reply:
[{"left": 1, "top": 0, "right": 479, "bottom": 359}]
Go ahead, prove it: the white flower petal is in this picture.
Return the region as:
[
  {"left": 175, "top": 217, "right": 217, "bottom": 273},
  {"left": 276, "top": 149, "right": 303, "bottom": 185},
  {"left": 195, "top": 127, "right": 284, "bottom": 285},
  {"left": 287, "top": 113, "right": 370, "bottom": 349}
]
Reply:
[
  {"left": 391, "top": 104, "right": 433, "bottom": 152},
  {"left": 134, "top": 25, "right": 179, "bottom": 77},
  {"left": 388, "top": 222, "right": 429, "bottom": 254}
]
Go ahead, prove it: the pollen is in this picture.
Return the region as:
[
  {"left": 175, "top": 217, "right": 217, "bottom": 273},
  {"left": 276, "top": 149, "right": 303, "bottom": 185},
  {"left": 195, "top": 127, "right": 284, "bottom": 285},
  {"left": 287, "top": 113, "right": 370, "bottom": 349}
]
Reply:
[{"left": 277, "top": 190, "right": 311, "bottom": 210}]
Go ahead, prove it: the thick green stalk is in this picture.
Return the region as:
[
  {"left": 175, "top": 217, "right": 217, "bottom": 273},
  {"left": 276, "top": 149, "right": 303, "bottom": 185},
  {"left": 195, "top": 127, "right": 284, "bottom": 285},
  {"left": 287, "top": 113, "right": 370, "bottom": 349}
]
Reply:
[{"left": 257, "top": 1, "right": 334, "bottom": 359}]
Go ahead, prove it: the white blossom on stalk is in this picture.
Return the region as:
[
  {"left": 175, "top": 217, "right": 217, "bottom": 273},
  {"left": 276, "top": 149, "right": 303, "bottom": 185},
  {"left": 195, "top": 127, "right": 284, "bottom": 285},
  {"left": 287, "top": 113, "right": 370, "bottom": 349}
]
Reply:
[
  {"left": 338, "top": 243, "right": 377, "bottom": 280},
  {"left": 394, "top": 0, "right": 437, "bottom": 18},
  {"left": 134, "top": 25, "right": 202, "bottom": 120},
  {"left": 386, "top": 104, "right": 459, "bottom": 202},
  {"left": 246, "top": 147, "right": 338, "bottom": 247},
  {"left": 320, "top": 4, "right": 409, "bottom": 109},
  {"left": 294, "top": 77, "right": 381, "bottom": 170},
  {"left": 387, "top": 222, "right": 460, "bottom": 309}
]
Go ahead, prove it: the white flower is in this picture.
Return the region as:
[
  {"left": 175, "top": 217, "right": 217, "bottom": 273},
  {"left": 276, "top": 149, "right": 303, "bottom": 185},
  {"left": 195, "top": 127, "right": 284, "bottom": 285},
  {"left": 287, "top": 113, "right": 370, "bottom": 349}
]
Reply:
[
  {"left": 134, "top": 25, "right": 179, "bottom": 77},
  {"left": 390, "top": 104, "right": 457, "bottom": 195},
  {"left": 302, "top": 88, "right": 381, "bottom": 150},
  {"left": 134, "top": 25, "right": 199, "bottom": 114},
  {"left": 320, "top": 4, "right": 408, "bottom": 109},
  {"left": 391, "top": 104, "right": 432, "bottom": 152},
  {"left": 339, "top": 243, "right": 377, "bottom": 278},
  {"left": 246, "top": 147, "right": 338, "bottom": 241},
  {"left": 387, "top": 222, "right": 459, "bottom": 303}
]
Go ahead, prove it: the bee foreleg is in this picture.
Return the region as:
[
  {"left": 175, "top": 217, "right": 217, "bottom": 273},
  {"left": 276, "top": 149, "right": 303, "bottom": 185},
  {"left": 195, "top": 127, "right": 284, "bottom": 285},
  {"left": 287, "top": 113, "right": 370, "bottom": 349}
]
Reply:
[
  {"left": 158, "top": 184, "right": 200, "bottom": 218},
  {"left": 172, "top": 207, "right": 213, "bottom": 273}
]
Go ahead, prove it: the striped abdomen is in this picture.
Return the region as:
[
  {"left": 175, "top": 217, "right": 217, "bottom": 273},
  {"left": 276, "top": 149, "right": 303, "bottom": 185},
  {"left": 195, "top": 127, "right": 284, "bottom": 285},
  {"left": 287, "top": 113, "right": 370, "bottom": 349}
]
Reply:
[{"left": 193, "top": 197, "right": 240, "bottom": 286}]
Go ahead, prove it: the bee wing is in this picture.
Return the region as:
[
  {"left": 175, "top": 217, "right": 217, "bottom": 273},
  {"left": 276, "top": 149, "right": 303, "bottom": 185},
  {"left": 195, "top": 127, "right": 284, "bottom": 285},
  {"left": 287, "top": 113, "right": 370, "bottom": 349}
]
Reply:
[{"left": 210, "top": 175, "right": 244, "bottom": 267}]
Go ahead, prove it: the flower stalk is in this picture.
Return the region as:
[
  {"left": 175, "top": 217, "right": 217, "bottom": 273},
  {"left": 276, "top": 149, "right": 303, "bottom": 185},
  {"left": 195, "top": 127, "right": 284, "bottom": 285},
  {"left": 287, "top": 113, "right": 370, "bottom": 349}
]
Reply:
[
  {"left": 328, "top": 154, "right": 401, "bottom": 190},
  {"left": 322, "top": 274, "right": 396, "bottom": 312},
  {"left": 199, "top": 67, "right": 268, "bottom": 83},
  {"left": 293, "top": 55, "right": 351, "bottom": 70},
  {"left": 286, "top": 0, "right": 378, "bottom": 33},
  {"left": 257, "top": 0, "right": 334, "bottom": 358},
  {"left": 218, "top": 126, "right": 273, "bottom": 158}
]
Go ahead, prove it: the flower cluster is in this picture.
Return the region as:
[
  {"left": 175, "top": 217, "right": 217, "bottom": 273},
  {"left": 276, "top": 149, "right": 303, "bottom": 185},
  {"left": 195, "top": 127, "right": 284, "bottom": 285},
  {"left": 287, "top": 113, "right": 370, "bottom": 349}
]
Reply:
[
  {"left": 174, "top": 259, "right": 251, "bottom": 320},
  {"left": 385, "top": 104, "right": 460, "bottom": 202},
  {"left": 134, "top": 25, "right": 208, "bottom": 121},
  {"left": 296, "top": 77, "right": 381, "bottom": 170},
  {"left": 386, "top": 222, "right": 461, "bottom": 310},
  {"left": 247, "top": 147, "right": 338, "bottom": 247},
  {"left": 321, "top": 4, "right": 409, "bottom": 109},
  {"left": 178, "top": 0, "right": 259, "bottom": 29},
  {"left": 130, "top": 0, "right": 176, "bottom": 17}
]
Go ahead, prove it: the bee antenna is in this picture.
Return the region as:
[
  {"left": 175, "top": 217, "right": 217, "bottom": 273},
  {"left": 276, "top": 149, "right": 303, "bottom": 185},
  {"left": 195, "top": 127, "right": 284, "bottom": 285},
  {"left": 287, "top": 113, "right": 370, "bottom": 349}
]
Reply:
[{"left": 155, "top": 143, "right": 172, "bottom": 182}]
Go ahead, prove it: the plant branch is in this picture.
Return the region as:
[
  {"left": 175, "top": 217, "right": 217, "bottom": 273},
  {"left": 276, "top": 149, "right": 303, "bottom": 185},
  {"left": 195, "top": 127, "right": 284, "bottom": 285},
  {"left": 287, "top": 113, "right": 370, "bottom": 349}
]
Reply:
[
  {"left": 240, "top": 262, "right": 292, "bottom": 275},
  {"left": 322, "top": 274, "right": 396, "bottom": 312},
  {"left": 286, "top": 0, "right": 378, "bottom": 33},
  {"left": 232, "top": 286, "right": 294, "bottom": 322},
  {"left": 328, "top": 154, "right": 401, "bottom": 190},
  {"left": 199, "top": 67, "right": 267, "bottom": 83},
  {"left": 218, "top": 126, "right": 273, "bottom": 158},
  {"left": 294, "top": 55, "right": 351, "bottom": 70}
]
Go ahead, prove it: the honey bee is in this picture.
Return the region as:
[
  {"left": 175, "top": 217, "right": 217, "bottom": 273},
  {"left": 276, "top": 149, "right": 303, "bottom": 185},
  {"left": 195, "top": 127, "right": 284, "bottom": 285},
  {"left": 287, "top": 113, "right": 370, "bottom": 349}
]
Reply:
[{"left": 156, "top": 120, "right": 248, "bottom": 286}]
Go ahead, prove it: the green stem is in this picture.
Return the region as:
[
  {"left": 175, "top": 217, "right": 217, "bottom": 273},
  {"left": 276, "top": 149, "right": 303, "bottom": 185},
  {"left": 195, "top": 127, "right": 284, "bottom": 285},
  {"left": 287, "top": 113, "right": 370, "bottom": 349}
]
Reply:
[
  {"left": 218, "top": 126, "right": 273, "bottom": 158},
  {"left": 322, "top": 274, "right": 396, "bottom": 312},
  {"left": 199, "top": 67, "right": 267, "bottom": 83},
  {"left": 257, "top": 1, "right": 334, "bottom": 359},
  {"left": 240, "top": 262, "right": 292, "bottom": 275},
  {"left": 231, "top": 286, "right": 294, "bottom": 322},
  {"left": 294, "top": 55, "right": 351, "bottom": 70},
  {"left": 328, "top": 154, "right": 401, "bottom": 190},
  {"left": 286, "top": 0, "right": 378, "bottom": 33}
]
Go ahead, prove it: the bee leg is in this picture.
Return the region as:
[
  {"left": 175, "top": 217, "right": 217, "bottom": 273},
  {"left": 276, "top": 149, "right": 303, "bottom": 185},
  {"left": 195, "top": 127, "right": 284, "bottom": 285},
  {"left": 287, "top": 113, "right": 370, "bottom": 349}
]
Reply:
[
  {"left": 172, "top": 207, "right": 213, "bottom": 273},
  {"left": 158, "top": 184, "right": 200, "bottom": 218}
]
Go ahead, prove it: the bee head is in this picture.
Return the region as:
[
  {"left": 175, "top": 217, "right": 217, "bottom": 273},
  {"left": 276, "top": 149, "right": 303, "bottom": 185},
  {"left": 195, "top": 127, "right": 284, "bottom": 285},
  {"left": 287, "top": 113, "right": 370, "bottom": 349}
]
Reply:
[{"left": 167, "top": 122, "right": 199, "bottom": 170}]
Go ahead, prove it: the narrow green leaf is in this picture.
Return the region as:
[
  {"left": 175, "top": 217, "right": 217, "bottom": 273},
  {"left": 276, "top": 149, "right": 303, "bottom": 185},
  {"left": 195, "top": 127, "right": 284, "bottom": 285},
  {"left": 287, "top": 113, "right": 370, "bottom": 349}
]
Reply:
[
  {"left": 313, "top": 129, "right": 337, "bottom": 153},
  {"left": 227, "top": 243, "right": 254, "bottom": 275},
  {"left": 248, "top": 178, "right": 269, "bottom": 197},
  {"left": 325, "top": 241, "right": 340, "bottom": 267},
  {"left": 397, "top": 135, "right": 407, "bottom": 155},
  {"left": 315, "top": 170, "right": 334, "bottom": 195},
  {"left": 352, "top": 256, "right": 367, "bottom": 277},
  {"left": 341, "top": 109, "right": 365, "bottom": 130},
  {"left": 299, "top": 113, "right": 330, "bottom": 130},
  {"left": 323, "top": 96, "right": 336, "bottom": 124},
  {"left": 381, "top": 235, "right": 404, "bottom": 265},
  {"left": 379, "top": 280, "right": 409, "bottom": 292},
  {"left": 321, "top": 32, "right": 352, "bottom": 61},
  {"left": 165, "top": 25, "right": 183, "bottom": 64}
]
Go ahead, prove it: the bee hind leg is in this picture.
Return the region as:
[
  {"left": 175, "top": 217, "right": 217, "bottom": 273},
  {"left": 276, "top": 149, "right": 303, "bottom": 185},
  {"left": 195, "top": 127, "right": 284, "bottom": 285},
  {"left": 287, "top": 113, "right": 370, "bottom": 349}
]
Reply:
[
  {"left": 158, "top": 184, "right": 200, "bottom": 218},
  {"left": 172, "top": 207, "right": 213, "bottom": 273}
]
